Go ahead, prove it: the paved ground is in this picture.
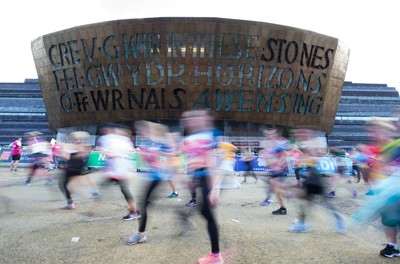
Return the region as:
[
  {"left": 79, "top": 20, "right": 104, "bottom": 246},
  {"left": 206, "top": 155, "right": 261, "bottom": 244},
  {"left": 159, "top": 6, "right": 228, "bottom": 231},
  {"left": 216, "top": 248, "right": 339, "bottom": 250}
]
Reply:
[{"left": 0, "top": 165, "right": 396, "bottom": 264}]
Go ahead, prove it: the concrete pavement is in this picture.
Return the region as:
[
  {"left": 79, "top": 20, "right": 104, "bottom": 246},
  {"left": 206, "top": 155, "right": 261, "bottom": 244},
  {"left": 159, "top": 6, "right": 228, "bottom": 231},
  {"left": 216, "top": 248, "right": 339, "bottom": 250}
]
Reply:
[{"left": 0, "top": 166, "right": 394, "bottom": 264}]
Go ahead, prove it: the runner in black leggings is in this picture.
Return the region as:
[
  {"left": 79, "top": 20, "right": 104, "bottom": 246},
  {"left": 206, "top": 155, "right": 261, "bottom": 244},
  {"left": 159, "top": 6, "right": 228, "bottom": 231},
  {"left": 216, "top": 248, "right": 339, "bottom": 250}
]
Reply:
[
  {"left": 58, "top": 152, "right": 86, "bottom": 209},
  {"left": 125, "top": 121, "right": 172, "bottom": 246},
  {"left": 125, "top": 112, "right": 223, "bottom": 264},
  {"left": 58, "top": 131, "right": 90, "bottom": 210}
]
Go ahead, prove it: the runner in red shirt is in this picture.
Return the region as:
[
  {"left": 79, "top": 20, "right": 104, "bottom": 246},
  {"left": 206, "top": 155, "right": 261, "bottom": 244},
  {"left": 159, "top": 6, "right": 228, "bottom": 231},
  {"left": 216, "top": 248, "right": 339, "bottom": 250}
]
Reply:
[{"left": 9, "top": 137, "right": 22, "bottom": 172}]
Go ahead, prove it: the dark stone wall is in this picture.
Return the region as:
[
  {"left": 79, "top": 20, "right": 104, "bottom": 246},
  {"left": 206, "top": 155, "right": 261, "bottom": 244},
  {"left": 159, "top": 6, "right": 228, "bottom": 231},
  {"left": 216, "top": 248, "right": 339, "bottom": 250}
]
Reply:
[
  {"left": 0, "top": 79, "right": 55, "bottom": 146},
  {"left": 327, "top": 82, "right": 400, "bottom": 149},
  {"left": 0, "top": 80, "right": 398, "bottom": 150}
]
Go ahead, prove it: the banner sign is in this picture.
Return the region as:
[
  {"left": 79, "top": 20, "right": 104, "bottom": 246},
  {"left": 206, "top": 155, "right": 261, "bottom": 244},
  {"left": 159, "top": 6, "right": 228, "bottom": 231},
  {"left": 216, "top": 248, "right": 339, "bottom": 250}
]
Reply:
[
  {"left": 84, "top": 151, "right": 352, "bottom": 175},
  {"left": 234, "top": 156, "right": 352, "bottom": 175},
  {"left": 1, "top": 147, "right": 351, "bottom": 175},
  {"left": 0, "top": 148, "right": 54, "bottom": 164},
  {"left": 86, "top": 151, "right": 108, "bottom": 167}
]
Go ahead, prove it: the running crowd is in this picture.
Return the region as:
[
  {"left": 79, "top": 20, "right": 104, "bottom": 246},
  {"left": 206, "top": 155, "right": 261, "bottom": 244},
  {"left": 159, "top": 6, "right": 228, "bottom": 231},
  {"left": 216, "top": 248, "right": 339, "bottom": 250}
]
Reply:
[{"left": 8, "top": 110, "right": 400, "bottom": 263}]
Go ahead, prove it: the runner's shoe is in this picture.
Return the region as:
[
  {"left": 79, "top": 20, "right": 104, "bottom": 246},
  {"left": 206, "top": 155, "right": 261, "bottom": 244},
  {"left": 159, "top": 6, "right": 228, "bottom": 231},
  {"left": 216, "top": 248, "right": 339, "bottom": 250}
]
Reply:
[
  {"left": 326, "top": 191, "right": 336, "bottom": 198},
  {"left": 91, "top": 191, "right": 100, "bottom": 199},
  {"left": 260, "top": 199, "right": 272, "bottom": 206},
  {"left": 185, "top": 199, "right": 197, "bottom": 207},
  {"left": 272, "top": 207, "right": 287, "bottom": 215},
  {"left": 60, "top": 203, "right": 75, "bottom": 210},
  {"left": 380, "top": 244, "right": 400, "bottom": 258},
  {"left": 167, "top": 192, "right": 179, "bottom": 198},
  {"left": 125, "top": 232, "right": 146, "bottom": 245},
  {"left": 365, "top": 189, "right": 375, "bottom": 196},
  {"left": 198, "top": 253, "right": 223, "bottom": 264},
  {"left": 123, "top": 211, "right": 141, "bottom": 221},
  {"left": 332, "top": 211, "right": 346, "bottom": 234},
  {"left": 288, "top": 221, "right": 308, "bottom": 233}
]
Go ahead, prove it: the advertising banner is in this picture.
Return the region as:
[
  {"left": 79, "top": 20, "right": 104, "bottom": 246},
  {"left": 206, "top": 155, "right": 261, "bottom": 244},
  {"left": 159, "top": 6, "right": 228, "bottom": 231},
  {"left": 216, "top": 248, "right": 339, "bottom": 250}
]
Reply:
[
  {"left": 83, "top": 151, "right": 352, "bottom": 176},
  {"left": 234, "top": 156, "right": 352, "bottom": 175},
  {"left": 0, "top": 148, "right": 54, "bottom": 164}
]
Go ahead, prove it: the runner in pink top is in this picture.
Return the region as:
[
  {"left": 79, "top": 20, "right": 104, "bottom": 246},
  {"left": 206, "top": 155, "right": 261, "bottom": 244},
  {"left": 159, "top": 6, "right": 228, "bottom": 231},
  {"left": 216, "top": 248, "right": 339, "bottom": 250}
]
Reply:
[{"left": 9, "top": 137, "right": 22, "bottom": 172}]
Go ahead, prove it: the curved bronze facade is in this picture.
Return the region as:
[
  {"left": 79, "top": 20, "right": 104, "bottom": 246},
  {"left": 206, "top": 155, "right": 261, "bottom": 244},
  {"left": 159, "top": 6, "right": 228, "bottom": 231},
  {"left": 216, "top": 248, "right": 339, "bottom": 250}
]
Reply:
[{"left": 31, "top": 17, "right": 349, "bottom": 132}]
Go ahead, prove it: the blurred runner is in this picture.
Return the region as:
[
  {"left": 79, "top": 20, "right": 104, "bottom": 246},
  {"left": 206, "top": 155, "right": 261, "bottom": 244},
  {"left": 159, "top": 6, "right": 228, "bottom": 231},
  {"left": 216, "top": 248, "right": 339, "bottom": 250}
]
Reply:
[
  {"left": 96, "top": 124, "right": 140, "bottom": 220},
  {"left": 288, "top": 128, "right": 345, "bottom": 234},
  {"left": 240, "top": 147, "right": 258, "bottom": 183},
  {"left": 217, "top": 141, "right": 240, "bottom": 189},
  {"left": 58, "top": 131, "right": 91, "bottom": 209},
  {"left": 24, "top": 131, "right": 52, "bottom": 186},
  {"left": 259, "top": 128, "right": 291, "bottom": 215},
  {"left": 125, "top": 120, "right": 173, "bottom": 242},
  {"left": 165, "top": 132, "right": 181, "bottom": 198},
  {"left": 352, "top": 119, "right": 400, "bottom": 258}
]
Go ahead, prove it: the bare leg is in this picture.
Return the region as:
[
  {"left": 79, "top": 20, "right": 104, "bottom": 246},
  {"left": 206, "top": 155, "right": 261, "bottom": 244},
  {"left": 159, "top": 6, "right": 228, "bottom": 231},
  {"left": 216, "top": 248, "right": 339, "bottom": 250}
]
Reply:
[
  {"left": 384, "top": 226, "right": 398, "bottom": 244},
  {"left": 127, "top": 199, "right": 138, "bottom": 213},
  {"left": 168, "top": 180, "right": 177, "bottom": 193},
  {"left": 270, "top": 178, "right": 285, "bottom": 208}
]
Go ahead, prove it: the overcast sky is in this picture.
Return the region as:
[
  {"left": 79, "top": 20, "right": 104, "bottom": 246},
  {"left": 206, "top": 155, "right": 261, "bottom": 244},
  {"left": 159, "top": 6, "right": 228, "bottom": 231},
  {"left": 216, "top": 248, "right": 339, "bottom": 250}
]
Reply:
[{"left": 1, "top": 0, "right": 399, "bottom": 90}]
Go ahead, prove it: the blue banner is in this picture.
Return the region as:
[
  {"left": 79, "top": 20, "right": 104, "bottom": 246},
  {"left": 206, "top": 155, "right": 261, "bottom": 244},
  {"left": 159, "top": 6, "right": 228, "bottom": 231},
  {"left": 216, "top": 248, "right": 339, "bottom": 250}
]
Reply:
[{"left": 234, "top": 156, "right": 353, "bottom": 175}]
